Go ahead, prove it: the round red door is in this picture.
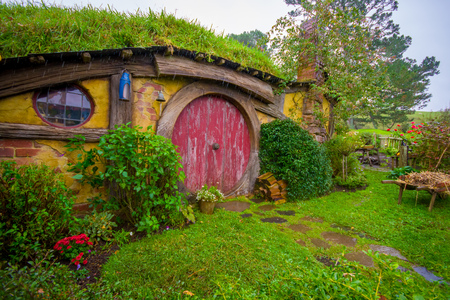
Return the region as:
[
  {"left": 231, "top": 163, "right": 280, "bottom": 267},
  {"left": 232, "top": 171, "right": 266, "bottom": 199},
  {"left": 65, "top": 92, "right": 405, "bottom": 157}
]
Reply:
[{"left": 172, "top": 95, "right": 251, "bottom": 193}]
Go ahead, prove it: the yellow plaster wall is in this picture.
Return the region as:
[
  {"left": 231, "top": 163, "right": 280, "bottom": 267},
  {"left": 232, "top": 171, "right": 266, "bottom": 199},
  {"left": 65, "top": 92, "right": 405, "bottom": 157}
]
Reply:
[
  {"left": 79, "top": 79, "right": 109, "bottom": 128},
  {"left": 283, "top": 92, "right": 304, "bottom": 120},
  {"left": 0, "top": 79, "right": 109, "bottom": 128},
  {"left": 34, "top": 140, "right": 106, "bottom": 203},
  {"left": 132, "top": 77, "right": 191, "bottom": 131},
  {"left": 0, "top": 92, "right": 45, "bottom": 125},
  {"left": 256, "top": 111, "right": 275, "bottom": 124}
]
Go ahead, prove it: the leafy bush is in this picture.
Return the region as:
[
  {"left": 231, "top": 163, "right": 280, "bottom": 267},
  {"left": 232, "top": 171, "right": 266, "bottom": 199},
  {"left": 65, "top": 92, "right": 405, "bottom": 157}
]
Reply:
[
  {"left": 70, "top": 211, "right": 117, "bottom": 243},
  {"left": 414, "top": 118, "right": 450, "bottom": 171},
  {"left": 333, "top": 173, "right": 368, "bottom": 189},
  {"left": 259, "top": 118, "right": 332, "bottom": 201},
  {"left": 387, "top": 166, "right": 418, "bottom": 179},
  {"left": 0, "top": 161, "right": 74, "bottom": 264},
  {"left": 66, "top": 124, "right": 186, "bottom": 234}
]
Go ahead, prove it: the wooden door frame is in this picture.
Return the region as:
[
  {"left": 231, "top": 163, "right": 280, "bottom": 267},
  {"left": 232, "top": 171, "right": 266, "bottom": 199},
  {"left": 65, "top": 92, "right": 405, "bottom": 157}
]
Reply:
[{"left": 156, "top": 81, "right": 260, "bottom": 197}]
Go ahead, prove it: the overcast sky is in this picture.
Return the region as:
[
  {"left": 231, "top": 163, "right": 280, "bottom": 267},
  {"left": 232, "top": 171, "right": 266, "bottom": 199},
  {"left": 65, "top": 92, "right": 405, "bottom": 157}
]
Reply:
[{"left": 16, "top": 0, "right": 450, "bottom": 111}]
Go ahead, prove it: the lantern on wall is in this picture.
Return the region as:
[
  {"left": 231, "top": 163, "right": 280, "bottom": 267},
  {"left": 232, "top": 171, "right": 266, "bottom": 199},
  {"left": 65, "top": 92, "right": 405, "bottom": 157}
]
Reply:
[
  {"left": 119, "top": 71, "right": 131, "bottom": 100},
  {"left": 156, "top": 90, "right": 165, "bottom": 116}
]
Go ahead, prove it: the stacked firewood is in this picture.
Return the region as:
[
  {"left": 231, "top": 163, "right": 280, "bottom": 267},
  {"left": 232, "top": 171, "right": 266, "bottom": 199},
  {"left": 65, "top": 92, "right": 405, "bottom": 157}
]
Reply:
[{"left": 255, "top": 172, "right": 288, "bottom": 203}]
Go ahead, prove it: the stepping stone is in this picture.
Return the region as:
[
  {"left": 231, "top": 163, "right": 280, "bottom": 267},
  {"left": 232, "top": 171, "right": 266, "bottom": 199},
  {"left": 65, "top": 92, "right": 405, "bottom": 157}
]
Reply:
[
  {"left": 331, "top": 224, "right": 376, "bottom": 240},
  {"left": 216, "top": 201, "right": 251, "bottom": 212},
  {"left": 310, "top": 238, "right": 331, "bottom": 249},
  {"left": 412, "top": 266, "right": 446, "bottom": 283},
  {"left": 277, "top": 210, "right": 295, "bottom": 216},
  {"left": 254, "top": 212, "right": 264, "bottom": 216},
  {"left": 315, "top": 256, "right": 338, "bottom": 267},
  {"left": 250, "top": 198, "right": 265, "bottom": 204},
  {"left": 344, "top": 251, "right": 374, "bottom": 268},
  {"left": 259, "top": 204, "right": 276, "bottom": 211},
  {"left": 260, "top": 217, "right": 287, "bottom": 223},
  {"left": 397, "top": 266, "right": 409, "bottom": 273},
  {"left": 321, "top": 232, "right": 357, "bottom": 247},
  {"left": 369, "top": 245, "right": 408, "bottom": 261},
  {"left": 295, "top": 239, "right": 306, "bottom": 247},
  {"left": 241, "top": 213, "right": 252, "bottom": 218},
  {"left": 301, "top": 216, "right": 323, "bottom": 223},
  {"left": 287, "top": 224, "right": 312, "bottom": 233}
]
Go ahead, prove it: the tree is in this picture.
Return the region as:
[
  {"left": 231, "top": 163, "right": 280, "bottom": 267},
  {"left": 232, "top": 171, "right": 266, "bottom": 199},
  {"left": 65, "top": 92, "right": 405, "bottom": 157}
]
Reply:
[
  {"left": 280, "top": 0, "right": 440, "bottom": 129},
  {"left": 228, "top": 29, "right": 269, "bottom": 52},
  {"left": 268, "top": 0, "right": 391, "bottom": 121}
]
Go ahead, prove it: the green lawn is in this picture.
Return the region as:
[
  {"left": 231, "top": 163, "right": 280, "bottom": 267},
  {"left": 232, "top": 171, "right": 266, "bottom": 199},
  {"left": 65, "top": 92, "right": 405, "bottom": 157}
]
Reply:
[{"left": 101, "top": 170, "right": 450, "bottom": 299}]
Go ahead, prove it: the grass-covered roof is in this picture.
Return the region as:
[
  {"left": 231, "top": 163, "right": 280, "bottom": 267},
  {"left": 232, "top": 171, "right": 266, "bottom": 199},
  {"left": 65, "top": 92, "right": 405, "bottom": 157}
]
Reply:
[{"left": 0, "top": 3, "right": 281, "bottom": 77}]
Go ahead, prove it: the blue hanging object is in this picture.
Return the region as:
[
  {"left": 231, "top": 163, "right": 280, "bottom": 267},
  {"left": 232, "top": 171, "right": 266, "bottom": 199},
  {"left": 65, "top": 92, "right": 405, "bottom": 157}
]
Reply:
[{"left": 119, "top": 71, "right": 131, "bottom": 100}]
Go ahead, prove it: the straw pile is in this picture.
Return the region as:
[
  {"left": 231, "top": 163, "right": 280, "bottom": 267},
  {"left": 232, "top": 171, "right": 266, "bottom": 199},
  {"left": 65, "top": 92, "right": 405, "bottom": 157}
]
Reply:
[{"left": 401, "top": 172, "right": 450, "bottom": 192}]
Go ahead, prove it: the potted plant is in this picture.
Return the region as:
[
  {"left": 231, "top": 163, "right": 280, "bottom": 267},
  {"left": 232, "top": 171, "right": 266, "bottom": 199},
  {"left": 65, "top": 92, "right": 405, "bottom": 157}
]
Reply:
[{"left": 196, "top": 185, "right": 224, "bottom": 214}]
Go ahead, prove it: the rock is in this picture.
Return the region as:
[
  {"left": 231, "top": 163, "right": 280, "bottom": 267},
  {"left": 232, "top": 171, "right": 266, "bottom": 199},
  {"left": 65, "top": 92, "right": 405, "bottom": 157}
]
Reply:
[
  {"left": 215, "top": 201, "right": 251, "bottom": 212},
  {"left": 287, "top": 224, "right": 312, "bottom": 233},
  {"left": 321, "top": 232, "right": 357, "bottom": 247},
  {"left": 260, "top": 217, "right": 288, "bottom": 223}
]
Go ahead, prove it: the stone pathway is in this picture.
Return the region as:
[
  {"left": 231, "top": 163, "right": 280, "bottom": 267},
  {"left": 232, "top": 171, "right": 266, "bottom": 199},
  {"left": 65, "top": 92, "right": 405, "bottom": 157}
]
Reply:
[{"left": 216, "top": 200, "right": 447, "bottom": 284}]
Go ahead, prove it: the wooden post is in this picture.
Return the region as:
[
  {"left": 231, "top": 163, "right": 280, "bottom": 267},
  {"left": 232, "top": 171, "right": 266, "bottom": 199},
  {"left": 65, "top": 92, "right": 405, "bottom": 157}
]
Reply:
[
  {"left": 429, "top": 193, "right": 437, "bottom": 211},
  {"left": 399, "top": 145, "right": 408, "bottom": 167},
  {"left": 109, "top": 74, "right": 133, "bottom": 129},
  {"left": 398, "top": 185, "right": 404, "bottom": 204}
]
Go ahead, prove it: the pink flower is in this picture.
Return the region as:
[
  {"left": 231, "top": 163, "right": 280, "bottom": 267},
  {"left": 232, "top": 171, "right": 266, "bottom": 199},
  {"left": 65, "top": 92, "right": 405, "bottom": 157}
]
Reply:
[
  {"left": 87, "top": 241, "right": 93, "bottom": 246},
  {"left": 407, "top": 130, "right": 412, "bottom": 133},
  {"left": 67, "top": 246, "right": 72, "bottom": 250},
  {"left": 419, "top": 125, "right": 422, "bottom": 128},
  {"left": 400, "top": 134, "right": 404, "bottom": 136},
  {"left": 411, "top": 121, "right": 415, "bottom": 124},
  {"left": 411, "top": 125, "right": 416, "bottom": 129}
]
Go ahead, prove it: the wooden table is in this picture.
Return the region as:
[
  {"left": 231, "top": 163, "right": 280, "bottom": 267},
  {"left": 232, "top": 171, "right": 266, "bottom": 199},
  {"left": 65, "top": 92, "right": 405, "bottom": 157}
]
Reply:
[
  {"left": 381, "top": 180, "right": 447, "bottom": 211},
  {"left": 356, "top": 147, "right": 380, "bottom": 166}
]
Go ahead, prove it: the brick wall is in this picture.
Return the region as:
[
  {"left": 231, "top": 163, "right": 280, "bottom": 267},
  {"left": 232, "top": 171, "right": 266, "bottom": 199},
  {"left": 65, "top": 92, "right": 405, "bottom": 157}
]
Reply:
[{"left": 0, "top": 139, "right": 42, "bottom": 164}]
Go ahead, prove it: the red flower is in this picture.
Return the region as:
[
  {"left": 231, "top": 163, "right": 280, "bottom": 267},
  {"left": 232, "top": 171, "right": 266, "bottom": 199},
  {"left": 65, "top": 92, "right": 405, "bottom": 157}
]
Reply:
[
  {"left": 71, "top": 258, "right": 75, "bottom": 263},
  {"left": 400, "top": 134, "right": 404, "bottom": 136},
  {"left": 394, "top": 129, "right": 397, "bottom": 131},
  {"left": 414, "top": 141, "right": 417, "bottom": 144},
  {"left": 411, "top": 121, "right": 415, "bottom": 124},
  {"left": 74, "top": 261, "right": 80, "bottom": 265},
  {"left": 397, "top": 124, "right": 400, "bottom": 127},
  {"left": 387, "top": 129, "right": 391, "bottom": 131},
  {"left": 67, "top": 245, "right": 72, "bottom": 250},
  {"left": 407, "top": 130, "right": 412, "bottom": 133},
  {"left": 87, "top": 241, "right": 93, "bottom": 246},
  {"left": 411, "top": 136, "right": 415, "bottom": 139},
  {"left": 83, "top": 260, "right": 88, "bottom": 265},
  {"left": 411, "top": 125, "right": 416, "bottom": 129},
  {"left": 60, "top": 250, "right": 63, "bottom": 254},
  {"left": 419, "top": 125, "right": 422, "bottom": 128}
]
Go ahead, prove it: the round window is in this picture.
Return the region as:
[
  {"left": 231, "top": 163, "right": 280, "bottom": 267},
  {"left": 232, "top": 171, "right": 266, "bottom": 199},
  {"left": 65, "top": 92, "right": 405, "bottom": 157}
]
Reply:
[{"left": 34, "top": 85, "right": 93, "bottom": 127}]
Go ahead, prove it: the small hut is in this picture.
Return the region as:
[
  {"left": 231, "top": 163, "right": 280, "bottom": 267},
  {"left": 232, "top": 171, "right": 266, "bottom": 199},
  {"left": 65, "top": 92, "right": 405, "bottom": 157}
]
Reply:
[{"left": 0, "top": 45, "right": 333, "bottom": 208}]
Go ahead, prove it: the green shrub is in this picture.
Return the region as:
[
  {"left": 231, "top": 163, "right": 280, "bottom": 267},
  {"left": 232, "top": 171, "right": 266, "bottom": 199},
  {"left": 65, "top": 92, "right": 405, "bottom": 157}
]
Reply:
[
  {"left": 387, "top": 166, "right": 418, "bottom": 179},
  {"left": 66, "top": 124, "right": 186, "bottom": 234},
  {"left": 0, "top": 161, "right": 74, "bottom": 264},
  {"left": 70, "top": 211, "right": 117, "bottom": 243},
  {"left": 259, "top": 118, "right": 332, "bottom": 201},
  {"left": 333, "top": 173, "right": 368, "bottom": 189}
]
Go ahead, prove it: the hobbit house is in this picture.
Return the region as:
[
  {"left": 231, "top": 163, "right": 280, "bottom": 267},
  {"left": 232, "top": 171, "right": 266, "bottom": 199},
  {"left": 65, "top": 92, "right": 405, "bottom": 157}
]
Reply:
[{"left": 0, "top": 46, "right": 333, "bottom": 209}]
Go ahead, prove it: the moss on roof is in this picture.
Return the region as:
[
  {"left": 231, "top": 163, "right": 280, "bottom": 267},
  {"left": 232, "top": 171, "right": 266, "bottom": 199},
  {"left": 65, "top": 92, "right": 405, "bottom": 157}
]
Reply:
[{"left": 0, "top": 3, "right": 282, "bottom": 77}]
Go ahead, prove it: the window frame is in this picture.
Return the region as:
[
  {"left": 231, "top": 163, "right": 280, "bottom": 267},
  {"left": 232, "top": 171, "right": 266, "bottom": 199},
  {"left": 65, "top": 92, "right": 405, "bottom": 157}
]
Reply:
[{"left": 33, "top": 84, "right": 95, "bottom": 129}]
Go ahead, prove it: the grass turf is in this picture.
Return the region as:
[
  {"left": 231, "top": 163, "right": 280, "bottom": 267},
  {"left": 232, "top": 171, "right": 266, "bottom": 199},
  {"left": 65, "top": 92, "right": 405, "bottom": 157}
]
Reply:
[{"left": 101, "top": 169, "right": 450, "bottom": 299}]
